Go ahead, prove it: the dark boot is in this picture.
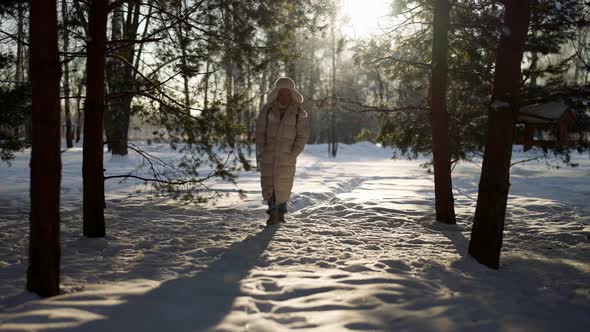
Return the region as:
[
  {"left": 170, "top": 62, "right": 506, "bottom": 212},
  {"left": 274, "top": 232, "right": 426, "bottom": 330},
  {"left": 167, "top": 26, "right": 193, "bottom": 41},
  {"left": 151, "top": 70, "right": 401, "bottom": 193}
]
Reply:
[
  {"left": 278, "top": 211, "right": 286, "bottom": 223},
  {"left": 266, "top": 209, "right": 279, "bottom": 226}
]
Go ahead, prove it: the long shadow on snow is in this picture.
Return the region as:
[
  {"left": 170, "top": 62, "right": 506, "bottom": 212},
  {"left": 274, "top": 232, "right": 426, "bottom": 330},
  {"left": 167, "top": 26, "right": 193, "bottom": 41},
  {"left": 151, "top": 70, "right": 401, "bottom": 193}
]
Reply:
[{"left": 75, "top": 226, "right": 278, "bottom": 332}]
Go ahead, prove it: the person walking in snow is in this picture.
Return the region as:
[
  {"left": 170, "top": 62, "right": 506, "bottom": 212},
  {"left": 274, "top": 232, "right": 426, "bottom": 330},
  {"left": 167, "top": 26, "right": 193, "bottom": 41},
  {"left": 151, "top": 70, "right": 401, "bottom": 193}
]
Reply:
[{"left": 256, "top": 77, "right": 310, "bottom": 226}]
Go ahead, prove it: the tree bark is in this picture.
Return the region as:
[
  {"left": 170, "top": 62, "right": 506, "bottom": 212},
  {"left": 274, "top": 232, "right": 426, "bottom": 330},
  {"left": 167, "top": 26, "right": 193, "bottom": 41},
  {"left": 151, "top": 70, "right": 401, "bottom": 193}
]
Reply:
[
  {"left": 175, "top": 0, "right": 191, "bottom": 110},
  {"left": 24, "top": 3, "right": 33, "bottom": 145},
  {"left": 133, "top": 0, "right": 154, "bottom": 79},
  {"left": 83, "top": 0, "right": 107, "bottom": 238},
  {"left": 104, "top": 2, "right": 141, "bottom": 156},
  {"left": 306, "top": 21, "right": 317, "bottom": 143},
  {"left": 223, "top": 1, "right": 235, "bottom": 121},
  {"left": 329, "top": 14, "right": 338, "bottom": 157},
  {"left": 27, "top": 0, "right": 61, "bottom": 297},
  {"left": 15, "top": 1, "right": 24, "bottom": 84},
  {"left": 429, "top": 0, "right": 456, "bottom": 224},
  {"left": 75, "top": 69, "right": 86, "bottom": 143},
  {"left": 469, "top": 0, "right": 530, "bottom": 269},
  {"left": 13, "top": 0, "right": 25, "bottom": 139},
  {"left": 204, "top": 60, "right": 211, "bottom": 110},
  {"left": 62, "top": 0, "right": 74, "bottom": 148},
  {"left": 104, "top": 5, "right": 122, "bottom": 152},
  {"left": 246, "top": 67, "right": 253, "bottom": 144}
]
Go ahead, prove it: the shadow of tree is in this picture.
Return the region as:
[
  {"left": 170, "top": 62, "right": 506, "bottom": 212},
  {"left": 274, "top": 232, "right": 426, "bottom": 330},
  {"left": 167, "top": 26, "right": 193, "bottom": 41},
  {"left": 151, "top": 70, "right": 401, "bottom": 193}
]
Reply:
[{"left": 74, "top": 226, "right": 278, "bottom": 332}]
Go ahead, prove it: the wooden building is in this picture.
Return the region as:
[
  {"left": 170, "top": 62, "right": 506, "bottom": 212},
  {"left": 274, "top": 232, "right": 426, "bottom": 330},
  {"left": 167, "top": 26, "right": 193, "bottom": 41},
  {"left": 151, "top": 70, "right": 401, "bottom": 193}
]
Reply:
[{"left": 515, "top": 101, "right": 577, "bottom": 149}]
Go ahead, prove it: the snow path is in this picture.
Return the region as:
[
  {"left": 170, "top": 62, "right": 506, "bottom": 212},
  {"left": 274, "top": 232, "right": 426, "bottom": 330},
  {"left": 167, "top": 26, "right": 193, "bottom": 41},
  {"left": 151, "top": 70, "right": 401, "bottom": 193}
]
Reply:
[{"left": 1, "top": 143, "right": 589, "bottom": 331}]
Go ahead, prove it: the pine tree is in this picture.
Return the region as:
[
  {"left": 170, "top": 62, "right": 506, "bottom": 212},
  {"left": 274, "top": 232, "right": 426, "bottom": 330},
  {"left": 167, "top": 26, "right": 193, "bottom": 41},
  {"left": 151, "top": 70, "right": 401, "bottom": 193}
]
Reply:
[
  {"left": 0, "top": 0, "right": 30, "bottom": 164},
  {"left": 27, "top": 0, "right": 61, "bottom": 297},
  {"left": 61, "top": 0, "right": 74, "bottom": 148},
  {"left": 469, "top": 0, "right": 531, "bottom": 269},
  {"left": 429, "top": 0, "right": 455, "bottom": 224},
  {"left": 82, "top": 0, "right": 107, "bottom": 238}
]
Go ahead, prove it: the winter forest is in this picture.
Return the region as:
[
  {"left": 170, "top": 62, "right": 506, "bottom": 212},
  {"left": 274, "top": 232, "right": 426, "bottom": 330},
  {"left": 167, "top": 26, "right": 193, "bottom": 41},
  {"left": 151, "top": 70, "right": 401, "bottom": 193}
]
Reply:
[{"left": 1, "top": 0, "right": 589, "bottom": 330}]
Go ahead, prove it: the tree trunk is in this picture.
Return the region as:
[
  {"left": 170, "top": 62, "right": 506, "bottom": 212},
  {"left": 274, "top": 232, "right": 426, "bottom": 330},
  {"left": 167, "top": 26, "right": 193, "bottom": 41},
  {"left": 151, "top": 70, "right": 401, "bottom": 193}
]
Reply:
[
  {"left": 28, "top": 0, "right": 61, "bottom": 298},
  {"left": 104, "top": 5, "right": 122, "bottom": 152},
  {"left": 83, "top": 0, "right": 107, "bottom": 238},
  {"left": 258, "top": 67, "right": 267, "bottom": 112},
  {"left": 177, "top": 2, "right": 191, "bottom": 110},
  {"left": 469, "top": 0, "right": 530, "bottom": 269},
  {"left": 204, "top": 60, "right": 211, "bottom": 110},
  {"left": 223, "top": 2, "right": 235, "bottom": 121},
  {"left": 105, "top": 2, "right": 141, "bottom": 156},
  {"left": 133, "top": 0, "right": 154, "bottom": 78},
  {"left": 24, "top": 11, "right": 33, "bottom": 145},
  {"left": 529, "top": 0, "right": 538, "bottom": 88},
  {"left": 306, "top": 18, "right": 318, "bottom": 144},
  {"left": 329, "top": 16, "right": 338, "bottom": 157},
  {"left": 246, "top": 67, "right": 253, "bottom": 144},
  {"left": 15, "top": 1, "right": 24, "bottom": 84},
  {"left": 429, "top": 0, "right": 456, "bottom": 224},
  {"left": 110, "top": 96, "right": 132, "bottom": 155},
  {"left": 75, "top": 69, "right": 86, "bottom": 143},
  {"left": 13, "top": 0, "right": 25, "bottom": 139},
  {"left": 62, "top": 0, "right": 73, "bottom": 148}
]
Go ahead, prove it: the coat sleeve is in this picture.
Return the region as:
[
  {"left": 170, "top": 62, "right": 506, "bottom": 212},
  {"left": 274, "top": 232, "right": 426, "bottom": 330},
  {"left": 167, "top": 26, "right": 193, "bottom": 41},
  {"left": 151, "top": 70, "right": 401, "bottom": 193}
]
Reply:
[
  {"left": 291, "top": 109, "right": 310, "bottom": 157},
  {"left": 255, "top": 104, "right": 269, "bottom": 157}
]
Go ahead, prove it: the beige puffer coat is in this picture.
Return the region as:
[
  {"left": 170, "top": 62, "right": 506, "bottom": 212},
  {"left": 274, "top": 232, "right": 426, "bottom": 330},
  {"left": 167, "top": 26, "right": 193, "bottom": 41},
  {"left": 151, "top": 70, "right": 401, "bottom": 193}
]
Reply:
[{"left": 256, "top": 100, "right": 310, "bottom": 205}]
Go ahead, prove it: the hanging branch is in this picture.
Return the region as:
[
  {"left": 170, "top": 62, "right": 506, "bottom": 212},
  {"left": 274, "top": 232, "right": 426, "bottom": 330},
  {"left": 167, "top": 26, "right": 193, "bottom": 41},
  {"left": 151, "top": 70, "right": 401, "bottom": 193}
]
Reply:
[
  {"left": 103, "top": 144, "right": 235, "bottom": 189},
  {"left": 312, "top": 96, "right": 429, "bottom": 113}
]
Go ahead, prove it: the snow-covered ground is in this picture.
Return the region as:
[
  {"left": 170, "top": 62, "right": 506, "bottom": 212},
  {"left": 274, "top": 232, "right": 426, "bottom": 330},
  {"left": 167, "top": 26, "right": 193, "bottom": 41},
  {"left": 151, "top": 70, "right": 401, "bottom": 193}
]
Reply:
[{"left": 0, "top": 142, "right": 589, "bottom": 331}]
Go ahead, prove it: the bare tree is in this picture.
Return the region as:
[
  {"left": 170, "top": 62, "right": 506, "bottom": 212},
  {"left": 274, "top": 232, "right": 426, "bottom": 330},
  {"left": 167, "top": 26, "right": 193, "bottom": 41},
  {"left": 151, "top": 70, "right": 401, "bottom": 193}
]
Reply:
[{"left": 27, "top": 0, "right": 61, "bottom": 297}]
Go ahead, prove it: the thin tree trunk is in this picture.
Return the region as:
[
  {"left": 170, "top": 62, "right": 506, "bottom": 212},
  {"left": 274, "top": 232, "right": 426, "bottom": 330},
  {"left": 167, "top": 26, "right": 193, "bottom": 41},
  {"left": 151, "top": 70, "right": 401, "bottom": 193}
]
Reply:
[
  {"left": 306, "top": 18, "right": 317, "bottom": 144},
  {"left": 429, "top": 0, "right": 456, "bottom": 224},
  {"left": 104, "top": 5, "right": 122, "bottom": 152},
  {"left": 62, "top": 0, "right": 73, "bottom": 148},
  {"left": 223, "top": 2, "right": 234, "bottom": 121},
  {"left": 469, "top": 0, "right": 530, "bottom": 269},
  {"left": 75, "top": 69, "right": 86, "bottom": 143},
  {"left": 213, "top": 69, "right": 219, "bottom": 104},
  {"left": 269, "top": 27, "right": 279, "bottom": 83},
  {"left": 176, "top": 0, "right": 191, "bottom": 110},
  {"left": 13, "top": 0, "right": 25, "bottom": 139},
  {"left": 15, "top": 1, "right": 24, "bottom": 84},
  {"left": 204, "top": 60, "right": 210, "bottom": 110},
  {"left": 24, "top": 9, "right": 33, "bottom": 145},
  {"left": 133, "top": 0, "right": 154, "bottom": 78},
  {"left": 529, "top": 51, "right": 538, "bottom": 87},
  {"left": 203, "top": 0, "right": 213, "bottom": 111},
  {"left": 329, "top": 16, "right": 338, "bottom": 157},
  {"left": 83, "top": 0, "right": 107, "bottom": 238},
  {"left": 246, "top": 67, "right": 253, "bottom": 144},
  {"left": 72, "top": 0, "right": 88, "bottom": 144},
  {"left": 258, "top": 68, "right": 267, "bottom": 111},
  {"left": 28, "top": 0, "right": 61, "bottom": 298},
  {"left": 529, "top": 0, "right": 538, "bottom": 88}
]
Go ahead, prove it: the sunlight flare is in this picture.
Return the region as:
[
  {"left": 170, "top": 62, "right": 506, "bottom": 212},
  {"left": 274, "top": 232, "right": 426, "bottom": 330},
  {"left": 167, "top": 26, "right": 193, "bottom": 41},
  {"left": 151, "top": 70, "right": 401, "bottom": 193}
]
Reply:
[{"left": 342, "top": 0, "right": 392, "bottom": 39}]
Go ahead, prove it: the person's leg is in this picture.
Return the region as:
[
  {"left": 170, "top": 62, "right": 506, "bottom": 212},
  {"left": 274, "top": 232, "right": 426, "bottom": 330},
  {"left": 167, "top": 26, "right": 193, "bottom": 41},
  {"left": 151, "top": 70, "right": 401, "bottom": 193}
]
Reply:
[
  {"left": 277, "top": 201, "right": 287, "bottom": 222},
  {"left": 266, "top": 191, "right": 277, "bottom": 214},
  {"left": 277, "top": 202, "right": 287, "bottom": 213},
  {"left": 266, "top": 191, "right": 279, "bottom": 225}
]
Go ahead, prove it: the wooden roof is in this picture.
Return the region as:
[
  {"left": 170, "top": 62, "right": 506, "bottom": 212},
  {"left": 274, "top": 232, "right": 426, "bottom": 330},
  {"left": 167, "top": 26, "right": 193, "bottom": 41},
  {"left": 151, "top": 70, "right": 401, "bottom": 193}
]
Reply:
[{"left": 517, "top": 102, "right": 574, "bottom": 124}]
